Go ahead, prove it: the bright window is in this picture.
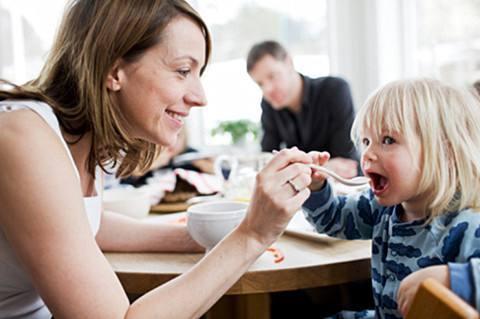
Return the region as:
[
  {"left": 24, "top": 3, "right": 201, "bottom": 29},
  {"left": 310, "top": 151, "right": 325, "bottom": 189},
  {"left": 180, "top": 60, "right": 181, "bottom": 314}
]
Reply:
[
  {"left": 0, "top": 0, "right": 64, "bottom": 83},
  {"left": 191, "top": 0, "right": 328, "bottom": 146},
  {"left": 416, "top": 0, "right": 480, "bottom": 86}
]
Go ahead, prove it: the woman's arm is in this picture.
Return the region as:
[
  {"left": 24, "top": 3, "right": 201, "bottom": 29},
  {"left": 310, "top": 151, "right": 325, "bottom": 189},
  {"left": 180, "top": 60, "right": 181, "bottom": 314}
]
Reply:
[
  {"left": 0, "top": 111, "right": 312, "bottom": 319},
  {"left": 96, "top": 210, "right": 203, "bottom": 252},
  {"left": 127, "top": 148, "right": 314, "bottom": 318},
  {"left": 0, "top": 111, "right": 131, "bottom": 318}
]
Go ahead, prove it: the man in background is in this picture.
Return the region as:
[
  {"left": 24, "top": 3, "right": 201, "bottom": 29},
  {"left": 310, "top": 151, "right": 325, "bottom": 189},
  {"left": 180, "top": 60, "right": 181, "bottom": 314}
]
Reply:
[{"left": 247, "top": 40, "right": 358, "bottom": 178}]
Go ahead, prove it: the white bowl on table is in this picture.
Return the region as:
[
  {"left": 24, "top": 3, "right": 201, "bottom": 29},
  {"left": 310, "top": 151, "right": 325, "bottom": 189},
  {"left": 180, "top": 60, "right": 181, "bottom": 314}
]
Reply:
[
  {"left": 187, "top": 201, "right": 248, "bottom": 252},
  {"left": 103, "top": 188, "right": 151, "bottom": 219}
]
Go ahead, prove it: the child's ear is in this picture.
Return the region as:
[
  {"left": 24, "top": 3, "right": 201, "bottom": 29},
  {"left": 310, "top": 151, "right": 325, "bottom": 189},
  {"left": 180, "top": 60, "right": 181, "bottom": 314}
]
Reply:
[{"left": 106, "top": 59, "right": 123, "bottom": 91}]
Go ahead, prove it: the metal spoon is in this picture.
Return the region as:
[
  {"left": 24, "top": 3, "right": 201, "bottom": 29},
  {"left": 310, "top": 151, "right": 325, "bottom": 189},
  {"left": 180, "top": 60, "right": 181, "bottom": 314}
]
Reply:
[
  {"left": 270, "top": 150, "right": 370, "bottom": 186},
  {"left": 309, "top": 164, "right": 370, "bottom": 187}
]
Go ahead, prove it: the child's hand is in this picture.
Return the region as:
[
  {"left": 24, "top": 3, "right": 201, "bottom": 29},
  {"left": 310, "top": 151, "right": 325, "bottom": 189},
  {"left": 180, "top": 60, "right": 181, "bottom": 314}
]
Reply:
[
  {"left": 397, "top": 265, "right": 449, "bottom": 317},
  {"left": 307, "top": 151, "right": 330, "bottom": 191}
]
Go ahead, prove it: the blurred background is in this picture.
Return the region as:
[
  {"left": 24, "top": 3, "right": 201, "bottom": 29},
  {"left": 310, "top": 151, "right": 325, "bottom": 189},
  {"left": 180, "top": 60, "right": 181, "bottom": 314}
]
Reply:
[{"left": 1, "top": 0, "right": 479, "bottom": 151}]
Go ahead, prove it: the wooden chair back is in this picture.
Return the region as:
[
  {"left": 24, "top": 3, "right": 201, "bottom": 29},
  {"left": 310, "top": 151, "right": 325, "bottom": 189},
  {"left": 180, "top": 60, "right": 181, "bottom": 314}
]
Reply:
[{"left": 406, "top": 278, "right": 479, "bottom": 319}]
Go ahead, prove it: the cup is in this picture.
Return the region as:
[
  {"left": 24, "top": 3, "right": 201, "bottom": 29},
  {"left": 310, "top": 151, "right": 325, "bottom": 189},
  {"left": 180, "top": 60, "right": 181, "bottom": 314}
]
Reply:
[{"left": 187, "top": 201, "right": 248, "bottom": 252}]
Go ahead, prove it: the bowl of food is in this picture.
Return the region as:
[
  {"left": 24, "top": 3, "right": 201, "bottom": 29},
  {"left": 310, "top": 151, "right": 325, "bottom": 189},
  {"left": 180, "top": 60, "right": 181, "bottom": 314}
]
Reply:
[
  {"left": 103, "top": 188, "right": 151, "bottom": 219},
  {"left": 187, "top": 201, "right": 248, "bottom": 252}
]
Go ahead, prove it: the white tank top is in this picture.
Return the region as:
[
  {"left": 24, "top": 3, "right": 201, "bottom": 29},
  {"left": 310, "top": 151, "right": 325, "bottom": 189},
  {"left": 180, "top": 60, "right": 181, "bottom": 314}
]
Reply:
[{"left": 0, "top": 100, "right": 102, "bottom": 319}]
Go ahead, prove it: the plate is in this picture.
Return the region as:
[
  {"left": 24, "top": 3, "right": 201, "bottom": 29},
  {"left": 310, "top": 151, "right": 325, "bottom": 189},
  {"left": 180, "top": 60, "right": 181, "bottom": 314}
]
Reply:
[
  {"left": 284, "top": 211, "right": 328, "bottom": 241},
  {"left": 171, "top": 152, "right": 215, "bottom": 166},
  {"left": 150, "top": 202, "right": 190, "bottom": 214}
]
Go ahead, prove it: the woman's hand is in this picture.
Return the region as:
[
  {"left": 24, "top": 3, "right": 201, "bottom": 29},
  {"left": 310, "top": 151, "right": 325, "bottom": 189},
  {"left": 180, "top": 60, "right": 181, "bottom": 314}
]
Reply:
[
  {"left": 307, "top": 151, "right": 330, "bottom": 191},
  {"left": 397, "top": 265, "right": 449, "bottom": 317},
  {"left": 238, "top": 148, "right": 312, "bottom": 247}
]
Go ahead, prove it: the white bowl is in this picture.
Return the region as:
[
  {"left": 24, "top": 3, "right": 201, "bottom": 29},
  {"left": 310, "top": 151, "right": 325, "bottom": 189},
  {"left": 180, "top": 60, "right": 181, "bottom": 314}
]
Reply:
[
  {"left": 187, "top": 201, "right": 248, "bottom": 252},
  {"left": 103, "top": 188, "right": 150, "bottom": 219}
]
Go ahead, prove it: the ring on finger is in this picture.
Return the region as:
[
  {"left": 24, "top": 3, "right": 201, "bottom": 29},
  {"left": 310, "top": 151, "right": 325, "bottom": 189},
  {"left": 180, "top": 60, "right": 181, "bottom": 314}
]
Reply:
[{"left": 287, "top": 179, "right": 300, "bottom": 193}]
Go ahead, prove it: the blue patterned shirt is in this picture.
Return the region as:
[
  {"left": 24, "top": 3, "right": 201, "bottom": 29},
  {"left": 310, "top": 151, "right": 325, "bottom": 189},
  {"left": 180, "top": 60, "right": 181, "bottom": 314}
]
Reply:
[{"left": 303, "top": 183, "right": 480, "bottom": 319}]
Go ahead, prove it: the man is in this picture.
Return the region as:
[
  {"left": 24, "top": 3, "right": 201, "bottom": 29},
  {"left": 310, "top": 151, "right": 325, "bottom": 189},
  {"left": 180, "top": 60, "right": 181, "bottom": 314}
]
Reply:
[{"left": 247, "top": 40, "right": 358, "bottom": 178}]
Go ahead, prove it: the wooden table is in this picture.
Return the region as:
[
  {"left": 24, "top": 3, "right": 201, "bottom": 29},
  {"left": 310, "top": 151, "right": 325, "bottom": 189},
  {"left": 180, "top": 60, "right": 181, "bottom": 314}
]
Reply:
[{"left": 105, "top": 229, "right": 371, "bottom": 318}]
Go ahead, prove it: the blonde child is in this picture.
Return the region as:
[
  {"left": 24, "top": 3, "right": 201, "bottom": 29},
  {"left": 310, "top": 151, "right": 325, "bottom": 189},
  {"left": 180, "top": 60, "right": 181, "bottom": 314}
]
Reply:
[{"left": 301, "top": 78, "right": 480, "bottom": 318}]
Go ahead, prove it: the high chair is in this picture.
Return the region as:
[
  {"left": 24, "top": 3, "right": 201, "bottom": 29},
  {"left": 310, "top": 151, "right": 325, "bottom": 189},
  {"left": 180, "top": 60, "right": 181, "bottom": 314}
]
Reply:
[{"left": 406, "top": 278, "right": 479, "bottom": 319}]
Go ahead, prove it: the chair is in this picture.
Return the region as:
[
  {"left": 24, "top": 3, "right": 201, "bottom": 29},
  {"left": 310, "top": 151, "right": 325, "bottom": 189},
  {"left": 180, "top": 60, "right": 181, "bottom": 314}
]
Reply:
[{"left": 406, "top": 278, "right": 479, "bottom": 319}]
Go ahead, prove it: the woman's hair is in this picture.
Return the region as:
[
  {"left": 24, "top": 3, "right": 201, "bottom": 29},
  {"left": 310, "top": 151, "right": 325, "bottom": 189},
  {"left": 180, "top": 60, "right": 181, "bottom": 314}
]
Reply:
[
  {"left": 352, "top": 78, "right": 480, "bottom": 218},
  {"left": 0, "top": 0, "right": 211, "bottom": 177}
]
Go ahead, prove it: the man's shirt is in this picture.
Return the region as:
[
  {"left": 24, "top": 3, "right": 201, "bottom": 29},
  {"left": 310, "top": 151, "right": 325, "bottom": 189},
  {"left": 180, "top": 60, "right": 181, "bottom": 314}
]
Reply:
[{"left": 260, "top": 75, "right": 357, "bottom": 160}]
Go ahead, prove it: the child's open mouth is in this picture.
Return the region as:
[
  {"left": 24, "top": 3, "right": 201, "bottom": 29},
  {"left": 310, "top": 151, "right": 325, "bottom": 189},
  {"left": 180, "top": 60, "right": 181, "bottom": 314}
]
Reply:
[{"left": 368, "top": 172, "right": 389, "bottom": 196}]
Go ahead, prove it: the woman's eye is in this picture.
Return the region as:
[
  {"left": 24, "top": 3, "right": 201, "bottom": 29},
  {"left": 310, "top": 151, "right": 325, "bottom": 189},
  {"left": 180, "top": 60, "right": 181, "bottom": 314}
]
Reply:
[
  {"left": 361, "top": 138, "right": 370, "bottom": 146},
  {"left": 177, "top": 69, "right": 190, "bottom": 77},
  {"left": 383, "top": 136, "right": 395, "bottom": 145}
]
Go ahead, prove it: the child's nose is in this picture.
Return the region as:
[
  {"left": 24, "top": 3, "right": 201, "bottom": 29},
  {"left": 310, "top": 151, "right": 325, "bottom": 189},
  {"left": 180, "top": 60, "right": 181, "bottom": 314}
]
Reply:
[{"left": 362, "top": 147, "right": 378, "bottom": 162}]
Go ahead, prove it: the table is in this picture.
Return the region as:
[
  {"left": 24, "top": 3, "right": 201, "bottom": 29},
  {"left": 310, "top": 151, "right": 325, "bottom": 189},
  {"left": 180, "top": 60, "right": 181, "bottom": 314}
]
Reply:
[{"left": 105, "top": 230, "right": 371, "bottom": 318}]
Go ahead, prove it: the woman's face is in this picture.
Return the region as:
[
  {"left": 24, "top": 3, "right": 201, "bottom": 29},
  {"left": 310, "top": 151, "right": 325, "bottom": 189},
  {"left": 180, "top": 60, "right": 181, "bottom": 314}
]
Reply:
[{"left": 109, "top": 16, "right": 207, "bottom": 147}]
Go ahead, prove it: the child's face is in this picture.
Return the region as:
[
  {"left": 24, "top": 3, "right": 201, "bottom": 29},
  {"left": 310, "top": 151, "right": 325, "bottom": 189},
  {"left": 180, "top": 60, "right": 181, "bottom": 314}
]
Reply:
[{"left": 360, "top": 127, "right": 425, "bottom": 214}]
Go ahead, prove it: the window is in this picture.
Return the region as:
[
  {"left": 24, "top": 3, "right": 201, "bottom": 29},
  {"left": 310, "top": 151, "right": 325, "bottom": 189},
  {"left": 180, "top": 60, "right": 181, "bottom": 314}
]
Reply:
[
  {"left": 416, "top": 0, "right": 480, "bottom": 86},
  {"left": 0, "top": 0, "right": 64, "bottom": 83},
  {"left": 190, "top": 0, "right": 328, "bottom": 147}
]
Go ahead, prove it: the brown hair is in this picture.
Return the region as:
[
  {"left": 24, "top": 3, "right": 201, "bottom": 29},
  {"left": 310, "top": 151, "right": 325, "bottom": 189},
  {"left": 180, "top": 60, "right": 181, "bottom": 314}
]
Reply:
[
  {"left": 246, "top": 40, "right": 288, "bottom": 73},
  {"left": 0, "top": 0, "right": 211, "bottom": 177}
]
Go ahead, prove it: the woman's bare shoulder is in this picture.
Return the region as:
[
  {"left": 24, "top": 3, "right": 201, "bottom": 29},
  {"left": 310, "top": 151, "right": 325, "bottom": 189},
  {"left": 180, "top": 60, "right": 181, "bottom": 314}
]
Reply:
[
  {"left": 0, "top": 108, "right": 54, "bottom": 136},
  {"left": 0, "top": 108, "right": 66, "bottom": 156},
  {"left": 0, "top": 109, "right": 131, "bottom": 318},
  {"left": 0, "top": 108, "right": 76, "bottom": 197}
]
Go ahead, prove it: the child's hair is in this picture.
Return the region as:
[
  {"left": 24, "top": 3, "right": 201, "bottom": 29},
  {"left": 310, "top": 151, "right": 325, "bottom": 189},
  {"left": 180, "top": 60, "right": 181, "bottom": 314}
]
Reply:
[{"left": 351, "top": 78, "right": 480, "bottom": 218}]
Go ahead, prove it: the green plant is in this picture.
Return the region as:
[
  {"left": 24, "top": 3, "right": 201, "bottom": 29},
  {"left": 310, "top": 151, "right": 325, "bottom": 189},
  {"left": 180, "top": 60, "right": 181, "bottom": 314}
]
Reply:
[{"left": 211, "top": 119, "right": 260, "bottom": 144}]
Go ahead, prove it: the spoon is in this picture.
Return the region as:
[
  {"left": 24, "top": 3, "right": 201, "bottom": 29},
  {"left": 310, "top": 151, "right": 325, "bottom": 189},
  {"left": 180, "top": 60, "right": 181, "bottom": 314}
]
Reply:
[
  {"left": 271, "top": 150, "right": 370, "bottom": 187},
  {"left": 309, "top": 164, "right": 370, "bottom": 187}
]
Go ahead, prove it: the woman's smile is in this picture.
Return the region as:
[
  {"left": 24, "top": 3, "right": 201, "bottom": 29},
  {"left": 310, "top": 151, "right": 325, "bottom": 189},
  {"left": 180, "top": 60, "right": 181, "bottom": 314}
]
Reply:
[{"left": 165, "top": 109, "right": 186, "bottom": 129}]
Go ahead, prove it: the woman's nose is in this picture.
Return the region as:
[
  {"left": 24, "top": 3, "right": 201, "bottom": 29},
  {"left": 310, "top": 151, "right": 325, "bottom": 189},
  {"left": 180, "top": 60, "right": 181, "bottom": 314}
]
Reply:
[{"left": 185, "top": 79, "right": 207, "bottom": 107}]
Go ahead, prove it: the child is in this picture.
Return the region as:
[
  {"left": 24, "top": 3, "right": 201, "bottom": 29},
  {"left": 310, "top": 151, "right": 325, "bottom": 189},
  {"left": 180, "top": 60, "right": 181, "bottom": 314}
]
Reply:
[{"left": 303, "top": 78, "right": 480, "bottom": 319}]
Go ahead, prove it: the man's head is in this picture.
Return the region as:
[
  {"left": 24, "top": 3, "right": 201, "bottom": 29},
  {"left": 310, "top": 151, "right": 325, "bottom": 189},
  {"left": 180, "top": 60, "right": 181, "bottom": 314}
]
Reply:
[{"left": 246, "top": 41, "right": 298, "bottom": 109}]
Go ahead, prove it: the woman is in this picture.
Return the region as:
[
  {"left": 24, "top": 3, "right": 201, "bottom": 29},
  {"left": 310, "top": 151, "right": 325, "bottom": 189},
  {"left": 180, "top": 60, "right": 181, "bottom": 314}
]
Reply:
[{"left": 0, "top": 0, "right": 312, "bottom": 318}]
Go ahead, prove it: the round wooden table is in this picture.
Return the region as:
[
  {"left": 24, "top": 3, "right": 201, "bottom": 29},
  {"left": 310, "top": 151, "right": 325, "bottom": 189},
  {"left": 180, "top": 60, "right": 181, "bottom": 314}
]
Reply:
[{"left": 105, "top": 226, "right": 371, "bottom": 319}]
